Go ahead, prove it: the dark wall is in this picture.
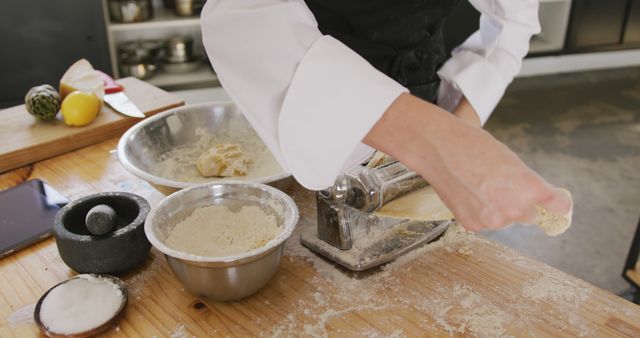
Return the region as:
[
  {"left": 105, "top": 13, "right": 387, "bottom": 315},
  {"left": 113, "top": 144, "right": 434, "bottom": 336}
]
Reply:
[
  {"left": 566, "top": 0, "right": 640, "bottom": 51},
  {"left": 0, "top": 0, "right": 111, "bottom": 108},
  {"left": 566, "top": 0, "right": 628, "bottom": 49}
]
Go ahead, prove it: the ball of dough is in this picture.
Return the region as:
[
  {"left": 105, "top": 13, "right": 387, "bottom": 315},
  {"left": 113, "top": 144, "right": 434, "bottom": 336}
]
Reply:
[
  {"left": 196, "top": 143, "right": 251, "bottom": 177},
  {"left": 535, "top": 188, "right": 573, "bottom": 237}
]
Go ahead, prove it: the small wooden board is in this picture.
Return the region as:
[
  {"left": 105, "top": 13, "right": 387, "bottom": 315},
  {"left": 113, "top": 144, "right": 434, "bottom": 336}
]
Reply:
[{"left": 0, "top": 77, "right": 184, "bottom": 173}]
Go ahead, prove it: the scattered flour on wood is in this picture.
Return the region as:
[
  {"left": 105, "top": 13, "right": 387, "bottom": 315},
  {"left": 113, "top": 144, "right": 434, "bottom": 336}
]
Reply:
[
  {"left": 361, "top": 328, "right": 407, "bottom": 338},
  {"left": 385, "top": 223, "right": 475, "bottom": 270},
  {"left": 268, "top": 189, "right": 598, "bottom": 337},
  {"left": 522, "top": 272, "right": 590, "bottom": 303},
  {"left": 496, "top": 245, "right": 594, "bottom": 336},
  {"left": 7, "top": 304, "right": 35, "bottom": 327},
  {"left": 458, "top": 246, "right": 474, "bottom": 256},
  {"left": 411, "top": 283, "right": 514, "bottom": 338},
  {"left": 170, "top": 323, "right": 194, "bottom": 338},
  {"left": 269, "top": 222, "right": 495, "bottom": 337},
  {"left": 453, "top": 284, "right": 512, "bottom": 337},
  {"left": 496, "top": 245, "right": 592, "bottom": 305},
  {"left": 387, "top": 329, "right": 407, "bottom": 338},
  {"left": 124, "top": 256, "right": 161, "bottom": 299},
  {"left": 302, "top": 305, "right": 396, "bottom": 337},
  {"left": 603, "top": 304, "right": 637, "bottom": 319}
]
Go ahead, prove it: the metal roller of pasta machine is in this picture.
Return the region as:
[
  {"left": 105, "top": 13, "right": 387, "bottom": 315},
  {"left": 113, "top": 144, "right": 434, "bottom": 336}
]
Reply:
[{"left": 300, "top": 160, "right": 452, "bottom": 271}]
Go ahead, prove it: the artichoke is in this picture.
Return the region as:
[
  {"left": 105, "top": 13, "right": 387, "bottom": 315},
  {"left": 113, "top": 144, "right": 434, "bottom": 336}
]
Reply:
[{"left": 25, "top": 84, "right": 61, "bottom": 120}]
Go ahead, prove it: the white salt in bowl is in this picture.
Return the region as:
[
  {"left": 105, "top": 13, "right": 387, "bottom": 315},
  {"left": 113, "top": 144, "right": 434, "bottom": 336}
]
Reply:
[{"left": 145, "top": 182, "right": 298, "bottom": 301}]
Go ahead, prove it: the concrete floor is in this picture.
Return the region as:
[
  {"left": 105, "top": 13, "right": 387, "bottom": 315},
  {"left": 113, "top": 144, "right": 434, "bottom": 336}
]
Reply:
[
  {"left": 482, "top": 67, "right": 640, "bottom": 295},
  {"left": 172, "top": 67, "right": 640, "bottom": 295}
]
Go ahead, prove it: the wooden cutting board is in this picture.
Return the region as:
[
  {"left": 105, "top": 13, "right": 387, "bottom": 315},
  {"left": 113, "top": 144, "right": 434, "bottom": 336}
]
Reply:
[{"left": 0, "top": 77, "right": 184, "bottom": 173}]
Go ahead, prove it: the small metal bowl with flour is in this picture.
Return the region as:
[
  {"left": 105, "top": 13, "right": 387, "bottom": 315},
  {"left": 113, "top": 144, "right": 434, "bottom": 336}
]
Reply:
[
  {"left": 117, "top": 102, "right": 291, "bottom": 195},
  {"left": 145, "top": 182, "right": 299, "bottom": 301}
]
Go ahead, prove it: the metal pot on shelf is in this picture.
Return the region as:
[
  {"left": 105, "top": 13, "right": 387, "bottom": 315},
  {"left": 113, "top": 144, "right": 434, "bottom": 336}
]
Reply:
[
  {"left": 108, "top": 0, "right": 153, "bottom": 23},
  {"left": 161, "top": 35, "right": 202, "bottom": 74},
  {"left": 170, "top": 0, "right": 206, "bottom": 17},
  {"left": 120, "top": 61, "right": 157, "bottom": 80},
  {"left": 118, "top": 40, "right": 163, "bottom": 80},
  {"left": 164, "top": 35, "right": 194, "bottom": 64}
]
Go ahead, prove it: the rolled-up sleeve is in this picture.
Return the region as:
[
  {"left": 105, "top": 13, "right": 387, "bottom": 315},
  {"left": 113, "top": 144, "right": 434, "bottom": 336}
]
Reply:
[
  {"left": 201, "top": 0, "right": 407, "bottom": 190},
  {"left": 437, "top": 0, "right": 541, "bottom": 125}
]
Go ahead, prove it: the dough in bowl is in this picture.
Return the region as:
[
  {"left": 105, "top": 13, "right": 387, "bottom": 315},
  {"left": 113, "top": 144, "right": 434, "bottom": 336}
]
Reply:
[{"left": 196, "top": 143, "right": 252, "bottom": 177}]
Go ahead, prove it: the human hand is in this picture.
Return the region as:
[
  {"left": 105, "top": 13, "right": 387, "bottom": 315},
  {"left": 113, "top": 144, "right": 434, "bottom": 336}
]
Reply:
[{"left": 364, "top": 93, "right": 572, "bottom": 231}]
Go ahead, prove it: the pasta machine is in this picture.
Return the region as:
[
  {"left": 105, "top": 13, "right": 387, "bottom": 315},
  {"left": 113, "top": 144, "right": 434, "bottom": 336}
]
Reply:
[{"left": 300, "top": 159, "right": 452, "bottom": 271}]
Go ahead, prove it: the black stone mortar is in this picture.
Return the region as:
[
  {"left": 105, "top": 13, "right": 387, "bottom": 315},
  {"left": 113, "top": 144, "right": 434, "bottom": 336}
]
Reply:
[{"left": 53, "top": 192, "right": 151, "bottom": 274}]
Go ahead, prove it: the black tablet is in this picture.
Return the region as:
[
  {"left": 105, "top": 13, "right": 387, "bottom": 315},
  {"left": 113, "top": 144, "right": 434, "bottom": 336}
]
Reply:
[{"left": 0, "top": 179, "right": 68, "bottom": 257}]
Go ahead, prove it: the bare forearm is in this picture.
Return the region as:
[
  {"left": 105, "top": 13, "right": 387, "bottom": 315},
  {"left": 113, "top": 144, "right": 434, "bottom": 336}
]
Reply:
[
  {"left": 363, "top": 94, "right": 481, "bottom": 163},
  {"left": 363, "top": 93, "right": 451, "bottom": 180},
  {"left": 453, "top": 97, "right": 481, "bottom": 128},
  {"left": 363, "top": 93, "right": 571, "bottom": 232}
]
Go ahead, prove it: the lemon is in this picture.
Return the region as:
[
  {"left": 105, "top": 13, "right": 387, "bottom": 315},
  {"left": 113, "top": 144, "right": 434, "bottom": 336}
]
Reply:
[
  {"left": 59, "top": 59, "right": 104, "bottom": 101},
  {"left": 61, "top": 91, "right": 101, "bottom": 126}
]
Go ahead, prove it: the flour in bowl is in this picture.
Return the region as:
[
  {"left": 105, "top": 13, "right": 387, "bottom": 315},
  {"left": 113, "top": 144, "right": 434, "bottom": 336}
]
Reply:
[{"left": 165, "top": 205, "right": 282, "bottom": 256}]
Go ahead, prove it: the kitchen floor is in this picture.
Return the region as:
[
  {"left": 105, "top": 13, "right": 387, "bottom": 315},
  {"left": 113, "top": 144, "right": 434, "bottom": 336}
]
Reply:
[{"left": 172, "top": 66, "right": 640, "bottom": 295}]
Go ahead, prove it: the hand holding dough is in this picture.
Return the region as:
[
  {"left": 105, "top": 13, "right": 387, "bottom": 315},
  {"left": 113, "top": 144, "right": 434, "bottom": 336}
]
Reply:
[
  {"left": 534, "top": 188, "right": 573, "bottom": 236},
  {"left": 374, "top": 185, "right": 573, "bottom": 237}
]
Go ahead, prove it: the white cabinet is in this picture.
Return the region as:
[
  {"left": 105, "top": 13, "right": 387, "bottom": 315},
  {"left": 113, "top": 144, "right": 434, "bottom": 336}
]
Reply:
[{"left": 530, "top": 0, "right": 573, "bottom": 53}]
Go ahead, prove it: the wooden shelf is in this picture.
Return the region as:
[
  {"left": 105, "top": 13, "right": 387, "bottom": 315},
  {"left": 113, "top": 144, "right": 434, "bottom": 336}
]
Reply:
[{"left": 108, "top": 6, "right": 200, "bottom": 32}]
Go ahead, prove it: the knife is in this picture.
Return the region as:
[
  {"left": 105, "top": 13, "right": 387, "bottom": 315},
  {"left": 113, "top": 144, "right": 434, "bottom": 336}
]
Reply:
[{"left": 99, "top": 71, "right": 146, "bottom": 118}]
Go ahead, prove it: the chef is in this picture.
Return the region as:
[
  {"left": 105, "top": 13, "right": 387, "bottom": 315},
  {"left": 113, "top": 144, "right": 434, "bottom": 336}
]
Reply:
[{"left": 200, "top": 0, "right": 572, "bottom": 231}]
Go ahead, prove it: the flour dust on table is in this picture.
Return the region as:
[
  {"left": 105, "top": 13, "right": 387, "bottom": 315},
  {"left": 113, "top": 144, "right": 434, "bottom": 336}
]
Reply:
[{"left": 272, "top": 187, "right": 600, "bottom": 338}]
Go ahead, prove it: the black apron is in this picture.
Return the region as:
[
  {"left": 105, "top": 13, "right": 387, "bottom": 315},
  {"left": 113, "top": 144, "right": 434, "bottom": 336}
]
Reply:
[{"left": 305, "top": 0, "right": 459, "bottom": 103}]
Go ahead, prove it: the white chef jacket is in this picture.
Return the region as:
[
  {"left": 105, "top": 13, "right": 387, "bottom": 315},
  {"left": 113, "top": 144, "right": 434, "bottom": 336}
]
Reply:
[{"left": 201, "top": 0, "right": 541, "bottom": 190}]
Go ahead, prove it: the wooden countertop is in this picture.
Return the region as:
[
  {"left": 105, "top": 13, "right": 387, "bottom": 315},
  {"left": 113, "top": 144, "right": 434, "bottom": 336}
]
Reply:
[{"left": 1, "top": 138, "right": 640, "bottom": 337}]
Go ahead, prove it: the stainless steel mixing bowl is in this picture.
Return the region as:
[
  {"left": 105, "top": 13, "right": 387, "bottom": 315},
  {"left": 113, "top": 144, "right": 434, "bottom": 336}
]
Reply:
[
  {"left": 145, "top": 182, "right": 299, "bottom": 301},
  {"left": 117, "top": 102, "right": 291, "bottom": 194}
]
